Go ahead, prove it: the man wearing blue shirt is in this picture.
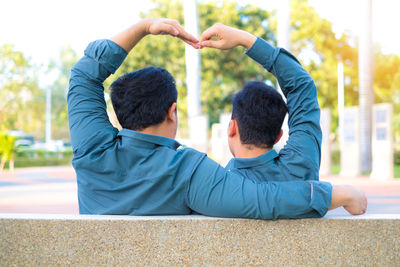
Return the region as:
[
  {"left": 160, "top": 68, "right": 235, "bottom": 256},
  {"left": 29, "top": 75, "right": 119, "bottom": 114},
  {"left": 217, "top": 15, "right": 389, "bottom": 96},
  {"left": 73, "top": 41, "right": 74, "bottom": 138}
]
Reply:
[
  {"left": 212, "top": 32, "right": 323, "bottom": 182},
  {"left": 68, "top": 18, "right": 366, "bottom": 218}
]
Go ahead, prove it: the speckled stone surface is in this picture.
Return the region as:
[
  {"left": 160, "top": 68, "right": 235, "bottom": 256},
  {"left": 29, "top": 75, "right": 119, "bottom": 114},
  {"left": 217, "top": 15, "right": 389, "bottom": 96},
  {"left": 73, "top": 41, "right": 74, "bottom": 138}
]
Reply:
[{"left": 1, "top": 214, "right": 399, "bottom": 266}]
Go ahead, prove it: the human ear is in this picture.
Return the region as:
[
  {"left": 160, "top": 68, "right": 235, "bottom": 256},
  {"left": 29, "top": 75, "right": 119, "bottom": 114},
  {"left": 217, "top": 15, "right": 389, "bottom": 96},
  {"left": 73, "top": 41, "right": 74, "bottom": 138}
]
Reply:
[
  {"left": 167, "top": 102, "right": 177, "bottom": 122},
  {"left": 228, "top": 119, "right": 237, "bottom": 138},
  {"left": 274, "top": 129, "right": 283, "bottom": 144}
]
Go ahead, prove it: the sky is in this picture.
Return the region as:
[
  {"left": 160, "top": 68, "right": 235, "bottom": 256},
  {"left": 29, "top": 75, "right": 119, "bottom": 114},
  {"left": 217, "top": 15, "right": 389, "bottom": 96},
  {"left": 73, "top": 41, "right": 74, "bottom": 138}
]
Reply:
[{"left": 1, "top": 0, "right": 399, "bottom": 70}]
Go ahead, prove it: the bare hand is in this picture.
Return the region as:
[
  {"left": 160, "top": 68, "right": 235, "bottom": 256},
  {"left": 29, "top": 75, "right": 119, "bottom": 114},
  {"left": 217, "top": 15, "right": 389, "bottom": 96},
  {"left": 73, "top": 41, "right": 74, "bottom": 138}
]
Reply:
[
  {"left": 145, "top": 18, "right": 200, "bottom": 49},
  {"left": 330, "top": 185, "right": 368, "bottom": 215},
  {"left": 199, "top": 23, "right": 257, "bottom": 50},
  {"left": 343, "top": 186, "right": 368, "bottom": 215}
]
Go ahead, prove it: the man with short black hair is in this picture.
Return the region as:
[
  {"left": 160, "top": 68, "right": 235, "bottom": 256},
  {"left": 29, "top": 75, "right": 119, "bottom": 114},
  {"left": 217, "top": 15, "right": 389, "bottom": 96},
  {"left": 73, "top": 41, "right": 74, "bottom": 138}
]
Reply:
[
  {"left": 225, "top": 77, "right": 319, "bottom": 182},
  {"left": 110, "top": 67, "right": 178, "bottom": 131},
  {"left": 223, "top": 29, "right": 325, "bottom": 183},
  {"left": 68, "top": 18, "right": 366, "bottom": 218},
  {"left": 230, "top": 81, "right": 287, "bottom": 156}
]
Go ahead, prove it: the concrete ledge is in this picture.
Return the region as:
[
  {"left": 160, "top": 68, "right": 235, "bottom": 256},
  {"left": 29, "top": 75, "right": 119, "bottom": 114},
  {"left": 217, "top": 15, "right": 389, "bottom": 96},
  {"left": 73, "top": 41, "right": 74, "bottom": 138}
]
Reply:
[{"left": 1, "top": 214, "right": 399, "bottom": 266}]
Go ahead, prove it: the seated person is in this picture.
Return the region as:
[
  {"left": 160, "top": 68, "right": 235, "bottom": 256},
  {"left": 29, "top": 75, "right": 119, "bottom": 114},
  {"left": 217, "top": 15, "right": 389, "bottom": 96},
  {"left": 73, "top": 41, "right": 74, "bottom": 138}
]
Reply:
[
  {"left": 226, "top": 81, "right": 319, "bottom": 182},
  {"left": 68, "top": 18, "right": 367, "bottom": 218},
  {"left": 223, "top": 45, "right": 321, "bottom": 182},
  {"left": 201, "top": 23, "right": 366, "bottom": 215}
]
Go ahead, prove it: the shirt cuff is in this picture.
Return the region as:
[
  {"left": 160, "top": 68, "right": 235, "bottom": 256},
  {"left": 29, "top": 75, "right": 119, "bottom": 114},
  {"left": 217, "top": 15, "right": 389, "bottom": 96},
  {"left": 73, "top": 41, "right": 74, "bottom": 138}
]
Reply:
[
  {"left": 308, "top": 181, "right": 332, "bottom": 217},
  {"left": 245, "top": 37, "right": 280, "bottom": 72},
  {"left": 84, "top": 39, "right": 128, "bottom": 76}
]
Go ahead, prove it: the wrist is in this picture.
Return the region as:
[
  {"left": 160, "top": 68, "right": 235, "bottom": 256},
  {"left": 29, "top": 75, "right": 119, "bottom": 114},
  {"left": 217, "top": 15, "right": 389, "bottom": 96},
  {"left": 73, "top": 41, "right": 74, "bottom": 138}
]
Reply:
[
  {"left": 138, "top": 19, "right": 152, "bottom": 36},
  {"left": 335, "top": 185, "right": 352, "bottom": 205},
  {"left": 330, "top": 185, "right": 350, "bottom": 210},
  {"left": 239, "top": 31, "right": 257, "bottom": 50}
]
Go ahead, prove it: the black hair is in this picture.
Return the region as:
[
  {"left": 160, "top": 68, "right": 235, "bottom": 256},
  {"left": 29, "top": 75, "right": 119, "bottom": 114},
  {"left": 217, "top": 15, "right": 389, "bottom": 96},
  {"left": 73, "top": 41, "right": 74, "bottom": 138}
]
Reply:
[
  {"left": 232, "top": 81, "right": 287, "bottom": 149},
  {"left": 110, "top": 66, "right": 177, "bottom": 131}
]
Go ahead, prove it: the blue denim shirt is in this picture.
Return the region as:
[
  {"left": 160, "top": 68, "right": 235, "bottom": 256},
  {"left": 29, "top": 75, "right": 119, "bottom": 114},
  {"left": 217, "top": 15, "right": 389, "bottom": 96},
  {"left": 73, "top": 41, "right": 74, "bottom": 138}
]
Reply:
[
  {"left": 68, "top": 38, "right": 332, "bottom": 219},
  {"left": 226, "top": 38, "right": 322, "bottom": 183}
]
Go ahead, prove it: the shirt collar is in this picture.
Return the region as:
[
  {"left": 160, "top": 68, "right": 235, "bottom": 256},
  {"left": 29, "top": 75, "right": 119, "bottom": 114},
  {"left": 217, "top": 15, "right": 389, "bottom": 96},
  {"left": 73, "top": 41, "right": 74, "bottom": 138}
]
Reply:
[
  {"left": 228, "top": 149, "right": 279, "bottom": 169},
  {"left": 118, "top": 128, "right": 181, "bottom": 150}
]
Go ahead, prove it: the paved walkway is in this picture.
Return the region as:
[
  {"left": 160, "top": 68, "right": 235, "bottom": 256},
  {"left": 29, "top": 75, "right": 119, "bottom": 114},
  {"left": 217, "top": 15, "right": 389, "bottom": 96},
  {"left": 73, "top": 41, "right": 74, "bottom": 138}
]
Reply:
[
  {"left": 322, "top": 175, "right": 400, "bottom": 215},
  {"left": 0, "top": 166, "right": 399, "bottom": 215},
  {"left": 0, "top": 166, "right": 78, "bottom": 214}
]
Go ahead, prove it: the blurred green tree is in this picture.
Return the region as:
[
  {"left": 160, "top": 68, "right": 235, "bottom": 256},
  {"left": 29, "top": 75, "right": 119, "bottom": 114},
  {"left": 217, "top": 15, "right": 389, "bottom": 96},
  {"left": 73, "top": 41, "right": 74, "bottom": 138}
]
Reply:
[
  {"left": 104, "top": 0, "right": 275, "bottom": 136},
  {"left": 0, "top": 45, "right": 45, "bottom": 139},
  {"left": 289, "top": 0, "right": 359, "bottom": 133},
  {"left": 373, "top": 52, "right": 400, "bottom": 144},
  {"left": 49, "top": 46, "right": 79, "bottom": 140},
  {"left": 289, "top": 0, "right": 400, "bottom": 143},
  {"left": 0, "top": 133, "right": 16, "bottom": 171}
]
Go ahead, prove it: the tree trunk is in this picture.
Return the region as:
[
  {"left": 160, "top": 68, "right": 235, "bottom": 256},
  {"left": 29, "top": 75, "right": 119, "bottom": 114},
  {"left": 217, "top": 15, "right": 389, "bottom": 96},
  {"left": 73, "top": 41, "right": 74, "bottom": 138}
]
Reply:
[
  {"left": 9, "top": 159, "right": 14, "bottom": 173},
  {"left": 0, "top": 157, "right": 5, "bottom": 172}
]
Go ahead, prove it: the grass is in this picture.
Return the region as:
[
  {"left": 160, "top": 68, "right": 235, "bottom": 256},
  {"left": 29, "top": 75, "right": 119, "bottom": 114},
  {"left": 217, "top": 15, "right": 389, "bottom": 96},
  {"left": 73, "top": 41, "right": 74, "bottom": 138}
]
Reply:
[
  {"left": 331, "top": 164, "right": 340, "bottom": 175},
  {"left": 2, "top": 156, "right": 73, "bottom": 170},
  {"left": 395, "top": 164, "right": 400, "bottom": 178}
]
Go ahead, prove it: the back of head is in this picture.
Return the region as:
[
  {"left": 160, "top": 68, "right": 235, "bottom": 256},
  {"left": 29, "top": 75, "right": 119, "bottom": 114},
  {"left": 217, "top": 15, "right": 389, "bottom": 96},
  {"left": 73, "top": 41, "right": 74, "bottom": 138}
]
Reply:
[
  {"left": 232, "top": 81, "right": 287, "bottom": 149},
  {"left": 110, "top": 66, "right": 177, "bottom": 131}
]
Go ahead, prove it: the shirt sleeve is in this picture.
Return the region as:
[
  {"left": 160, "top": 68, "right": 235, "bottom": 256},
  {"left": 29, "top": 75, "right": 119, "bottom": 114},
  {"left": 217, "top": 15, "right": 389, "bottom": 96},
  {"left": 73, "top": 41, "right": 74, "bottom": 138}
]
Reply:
[
  {"left": 186, "top": 156, "right": 332, "bottom": 219},
  {"left": 246, "top": 38, "right": 322, "bottom": 181},
  {"left": 67, "top": 39, "right": 128, "bottom": 153}
]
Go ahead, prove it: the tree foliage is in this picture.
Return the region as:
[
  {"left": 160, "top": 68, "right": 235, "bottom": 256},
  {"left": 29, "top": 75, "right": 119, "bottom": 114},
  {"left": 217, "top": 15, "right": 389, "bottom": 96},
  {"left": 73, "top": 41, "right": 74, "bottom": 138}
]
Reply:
[
  {"left": 1, "top": 0, "right": 399, "bottom": 144},
  {"left": 49, "top": 46, "right": 79, "bottom": 140},
  {"left": 0, "top": 133, "right": 16, "bottom": 171},
  {"left": 0, "top": 44, "right": 79, "bottom": 141},
  {"left": 289, "top": 0, "right": 359, "bottom": 132},
  {"left": 289, "top": 0, "right": 400, "bottom": 142},
  {"left": 105, "top": 0, "right": 275, "bottom": 135},
  {"left": 0, "top": 45, "right": 45, "bottom": 139}
]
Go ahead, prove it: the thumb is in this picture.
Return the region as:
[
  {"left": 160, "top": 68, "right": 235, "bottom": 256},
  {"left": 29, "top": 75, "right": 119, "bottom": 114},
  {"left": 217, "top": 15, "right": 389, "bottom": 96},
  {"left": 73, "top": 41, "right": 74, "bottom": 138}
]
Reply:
[
  {"left": 200, "top": 26, "right": 218, "bottom": 42},
  {"left": 200, "top": 40, "right": 221, "bottom": 49}
]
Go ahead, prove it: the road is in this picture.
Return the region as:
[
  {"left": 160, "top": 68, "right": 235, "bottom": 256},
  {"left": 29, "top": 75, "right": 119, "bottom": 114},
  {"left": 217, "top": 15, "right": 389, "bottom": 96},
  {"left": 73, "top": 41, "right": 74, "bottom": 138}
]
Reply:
[{"left": 1, "top": 166, "right": 399, "bottom": 216}]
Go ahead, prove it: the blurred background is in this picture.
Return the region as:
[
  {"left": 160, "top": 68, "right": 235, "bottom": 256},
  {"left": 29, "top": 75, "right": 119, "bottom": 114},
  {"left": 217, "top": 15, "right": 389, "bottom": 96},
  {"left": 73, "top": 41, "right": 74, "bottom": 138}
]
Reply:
[{"left": 0, "top": 0, "right": 399, "bottom": 214}]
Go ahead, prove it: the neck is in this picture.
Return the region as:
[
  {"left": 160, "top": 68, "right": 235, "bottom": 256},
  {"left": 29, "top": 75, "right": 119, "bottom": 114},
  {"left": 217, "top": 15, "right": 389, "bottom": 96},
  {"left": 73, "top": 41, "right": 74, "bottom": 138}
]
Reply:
[
  {"left": 234, "top": 144, "right": 270, "bottom": 159},
  {"left": 137, "top": 122, "right": 175, "bottom": 139}
]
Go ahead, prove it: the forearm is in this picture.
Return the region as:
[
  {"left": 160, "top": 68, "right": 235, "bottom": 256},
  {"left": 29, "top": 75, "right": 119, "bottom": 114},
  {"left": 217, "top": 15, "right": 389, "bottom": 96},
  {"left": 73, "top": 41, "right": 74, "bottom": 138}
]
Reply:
[
  {"left": 112, "top": 18, "right": 199, "bottom": 52},
  {"left": 236, "top": 30, "right": 257, "bottom": 50},
  {"left": 188, "top": 157, "right": 332, "bottom": 219},
  {"left": 110, "top": 20, "right": 149, "bottom": 53}
]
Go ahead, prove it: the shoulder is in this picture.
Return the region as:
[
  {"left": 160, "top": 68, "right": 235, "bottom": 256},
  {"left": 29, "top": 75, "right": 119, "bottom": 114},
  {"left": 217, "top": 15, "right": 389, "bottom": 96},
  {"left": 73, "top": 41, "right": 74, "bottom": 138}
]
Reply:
[
  {"left": 73, "top": 127, "right": 119, "bottom": 157},
  {"left": 177, "top": 147, "right": 228, "bottom": 176},
  {"left": 174, "top": 146, "right": 208, "bottom": 168}
]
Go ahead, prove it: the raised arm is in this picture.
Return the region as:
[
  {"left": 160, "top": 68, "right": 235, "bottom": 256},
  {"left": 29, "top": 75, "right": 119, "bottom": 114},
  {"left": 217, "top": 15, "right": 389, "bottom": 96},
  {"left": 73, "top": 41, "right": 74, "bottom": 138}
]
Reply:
[
  {"left": 199, "top": 24, "right": 367, "bottom": 216},
  {"left": 68, "top": 19, "right": 199, "bottom": 153},
  {"left": 201, "top": 23, "right": 321, "bottom": 181},
  {"left": 247, "top": 38, "right": 322, "bottom": 181}
]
